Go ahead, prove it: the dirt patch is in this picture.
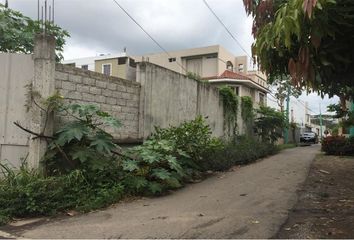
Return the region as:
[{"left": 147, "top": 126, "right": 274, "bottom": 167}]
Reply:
[{"left": 276, "top": 153, "right": 354, "bottom": 239}]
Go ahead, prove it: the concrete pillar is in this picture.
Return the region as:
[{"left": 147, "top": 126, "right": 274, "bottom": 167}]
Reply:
[{"left": 28, "top": 34, "right": 56, "bottom": 170}]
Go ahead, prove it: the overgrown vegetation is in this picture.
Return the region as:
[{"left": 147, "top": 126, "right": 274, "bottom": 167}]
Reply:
[
  {"left": 322, "top": 136, "right": 354, "bottom": 156},
  {"left": 219, "top": 86, "right": 239, "bottom": 136},
  {"left": 241, "top": 96, "right": 254, "bottom": 135},
  {"left": 202, "top": 136, "right": 278, "bottom": 171},
  {"left": 0, "top": 94, "right": 284, "bottom": 225},
  {"left": 254, "top": 106, "right": 286, "bottom": 143},
  {"left": 0, "top": 103, "right": 223, "bottom": 225}
]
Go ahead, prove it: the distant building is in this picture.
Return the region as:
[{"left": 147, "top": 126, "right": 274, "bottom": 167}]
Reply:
[
  {"left": 62, "top": 53, "right": 137, "bottom": 81},
  {"left": 61, "top": 45, "right": 269, "bottom": 106},
  {"left": 135, "top": 45, "right": 269, "bottom": 107}
]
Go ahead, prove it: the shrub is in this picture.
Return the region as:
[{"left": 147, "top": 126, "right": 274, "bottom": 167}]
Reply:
[
  {"left": 254, "top": 106, "right": 286, "bottom": 143},
  {"left": 150, "top": 116, "right": 223, "bottom": 170},
  {"left": 0, "top": 163, "right": 124, "bottom": 225},
  {"left": 43, "top": 103, "right": 122, "bottom": 175},
  {"left": 321, "top": 136, "right": 354, "bottom": 156},
  {"left": 121, "top": 139, "right": 187, "bottom": 195},
  {"left": 201, "top": 136, "right": 277, "bottom": 171}
]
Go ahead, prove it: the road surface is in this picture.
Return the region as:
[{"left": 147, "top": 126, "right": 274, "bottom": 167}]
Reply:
[{"left": 1, "top": 145, "right": 320, "bottom": 239}]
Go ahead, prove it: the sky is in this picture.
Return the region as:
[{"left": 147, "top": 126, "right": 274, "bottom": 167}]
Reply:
[{"left": 7, "top": 0, "right": 339, "bottom": 121}]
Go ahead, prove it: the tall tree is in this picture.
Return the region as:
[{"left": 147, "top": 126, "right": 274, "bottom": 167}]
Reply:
[
  {"left": 243, "top": 0, "right": 354, "bottom": 99},
  {"left": 0, "top": 4, "right": 69, "bottom": 60}
]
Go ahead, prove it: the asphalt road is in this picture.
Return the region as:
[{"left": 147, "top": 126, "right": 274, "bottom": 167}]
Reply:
[{"left": 3, "top": 145, "right": 320, "bottom": 239}]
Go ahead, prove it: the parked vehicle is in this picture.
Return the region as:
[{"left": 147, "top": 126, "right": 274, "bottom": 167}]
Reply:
[{"left": 300, "top": 132, "right": 318, "bottom": 144}]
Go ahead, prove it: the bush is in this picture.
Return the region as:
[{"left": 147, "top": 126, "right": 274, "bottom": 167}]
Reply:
[
  {"left": 321, "top": 136, "right": 354, "bottom": 156},
  {"left": 0, "top": 164, "right": 124, "bottom": 225},
  {"left": 150, "top": 116, "right": 223, "bottom": 170},
  {"left": 201, "top": 136, "right": 278, "bottom": 171},
  {"left": 1, "top": 102, "right": 281, "bottom": 225}
]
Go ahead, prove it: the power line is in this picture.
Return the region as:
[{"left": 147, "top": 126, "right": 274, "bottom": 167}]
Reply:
[
  {"left": 202, "top": 0, "right": 252, "bottom": 60},
  {"left": 295, "top": 99, "right": 317, "bottom": 114},
  {"left": 111, "top": 0, "right": 187, "bottom": 72}
]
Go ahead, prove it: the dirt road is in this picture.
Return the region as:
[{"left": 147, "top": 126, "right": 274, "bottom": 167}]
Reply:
[{"left": 2, "top": 145, "right": 320, "bottom": 239}]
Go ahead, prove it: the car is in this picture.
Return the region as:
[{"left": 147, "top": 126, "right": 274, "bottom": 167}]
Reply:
[{"left": 300, "top": 132, "right": 318, "bottom": 144}]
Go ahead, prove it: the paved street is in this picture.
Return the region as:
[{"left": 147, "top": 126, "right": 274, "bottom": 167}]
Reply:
[{"left": 2, "top": 145, "right": 320, "bottom": 239}]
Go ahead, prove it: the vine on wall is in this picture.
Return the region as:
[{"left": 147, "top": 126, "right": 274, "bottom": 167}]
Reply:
[
  {"left": 241, "top": 96, "right": 254, "bottom": 135},
  {"left": 219, "top": 86, "right": 238, "bottom": 137}
]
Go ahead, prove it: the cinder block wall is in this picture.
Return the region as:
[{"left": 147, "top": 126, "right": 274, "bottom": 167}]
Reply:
[{"left": 54, "top": 64, "right": 141, "bottom": 142}]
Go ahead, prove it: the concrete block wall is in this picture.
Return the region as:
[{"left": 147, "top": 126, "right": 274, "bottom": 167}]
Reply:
[{"left": 55, "top": 64, "right": 141, "bottom": 142}]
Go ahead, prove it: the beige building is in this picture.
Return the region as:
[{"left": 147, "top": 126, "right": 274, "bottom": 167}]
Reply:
[
  {"left": 62, "top": 54, "right": 137, "bottom": 81},
  {"left": 134, "top": 45, "right": 249, "bottom": 78},
  {"left": 95, "top": 56, "right": 137, "bottom": 81},
  {"left": 62, "top": 45, "right": 269, "bottom": 106},
  {"left": 135, "top": 45, "right": 268, "bottom": 106}
]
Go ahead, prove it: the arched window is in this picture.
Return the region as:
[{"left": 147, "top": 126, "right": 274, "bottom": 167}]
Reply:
[{"left": 226, "top": 61, "right": 233, "bottom": 71}]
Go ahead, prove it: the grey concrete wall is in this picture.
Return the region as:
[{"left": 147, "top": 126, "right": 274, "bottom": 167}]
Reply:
[
  {"left": 0, "top": 53, "right": 33, "bottom": 168},
  {"left": 137, "top": 62, "right": 225, "bottom": 138},
  {"left": 55, "top": 64, "right": 141, "bottom": 142}
]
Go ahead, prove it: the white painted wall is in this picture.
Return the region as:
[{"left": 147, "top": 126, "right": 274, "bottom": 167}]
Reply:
[{"left": 0, "top": 53, "right": 33, "bottom": 168}]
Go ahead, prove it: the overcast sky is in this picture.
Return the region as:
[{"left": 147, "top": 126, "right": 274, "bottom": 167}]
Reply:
[{"left": 7, "top": 0, "right": 339, "bottom": 120}]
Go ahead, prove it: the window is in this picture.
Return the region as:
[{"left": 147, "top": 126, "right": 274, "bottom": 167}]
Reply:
[
  {"left": 229, "top": 86, "right": 240, "bottom": 96},
  {"left": 118, "top": 57, "right": 127, "bottom": 65},
  {"left": 129, "top": 58, "right": 136, "bottom": 67},
  {"left": 81, "top": 65, "right": 88, "bottom": 70},
  {"left": 102, "top": 64, "right": 111, "bottom": 76},
  {"left": 168, "top": 57, "right": 176, "bottom": 62},
  {"left": 259, "top": 93, "right": 265, "bottom": 105},
  {"left": 206, "top": 54, "right": 217, "bottom": 59},
  {"left": 65, "top": 63, "right": 75, "bottom": 67},
  {"left": 238, "top": 64, "right": 244, "bottom": 72},
  {"left": 226, "top": 61, "right": 234, "bottom": 71}
]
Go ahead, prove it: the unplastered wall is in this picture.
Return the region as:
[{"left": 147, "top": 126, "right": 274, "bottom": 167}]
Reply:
[
  {"left": 137, "top": 62, "right": 225, "bottom": 138},
  {"left": 55, "top": 64, "right": 141, "bottom": 142}
]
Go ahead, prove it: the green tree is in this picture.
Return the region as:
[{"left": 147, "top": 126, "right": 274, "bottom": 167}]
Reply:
[
  {"left": 0, "top": 4, "right": 69, "bottom": 60},
  {"left": 243, "top": 0, "right": 354, "bottom": 99},
  {"left": 271, "top": 76, "right": 302, "bottom": 113},
  {"left": 254, "top": 106, "right": 286, "bottom": 143}
]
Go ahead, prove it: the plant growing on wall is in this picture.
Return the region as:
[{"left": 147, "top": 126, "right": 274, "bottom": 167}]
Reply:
[
  {"left": 219, "top": 86, "right": 239, "bottom": 137},
  {"left": 241, "top": 96, "right": 254, "bottom": 135}
]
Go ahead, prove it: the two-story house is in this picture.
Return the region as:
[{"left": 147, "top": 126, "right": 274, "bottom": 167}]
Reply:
[{"left": 135, "top": 45, "right": 269, "bottom": 107}]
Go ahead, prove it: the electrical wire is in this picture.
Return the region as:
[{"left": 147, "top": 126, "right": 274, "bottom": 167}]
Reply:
[
  {"left": 111, "top": 0, "right": 188, "bottom": 72},
  {"left": 202, "top": 0, "right": 252, "bottom": 60}
]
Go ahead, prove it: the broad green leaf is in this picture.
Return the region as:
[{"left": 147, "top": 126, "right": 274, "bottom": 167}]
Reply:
[
  {"left": 89, "top": 131, "right": 116, "bottom": 154},
  {"left": 148, "top": 181, "right": 163, "bottom": 194},
  {"left": 55, "top": 122, "right": 89, "bottom": 145},
  {"left": 151, "top": 168, "right": 171, "bottom": 180},
  {"left": 122, "top": 160, "right": 139, "bottom": 172}
]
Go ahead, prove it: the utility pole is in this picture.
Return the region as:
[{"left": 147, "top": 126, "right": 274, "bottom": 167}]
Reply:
[
  {"left": 5, "top": 0, "right": 8, "bottom": 8},
  {"left": 319, "top": 103, "right": 323, "bottom": 139},
  {"left": 350, "top": 100, "right": 354, "bottom": 137},
  {"left": 284, "top": 85, "right": 290, "bottom": 144}
]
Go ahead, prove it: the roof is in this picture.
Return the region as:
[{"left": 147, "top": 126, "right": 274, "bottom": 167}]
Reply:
[
  {"left": 219, "top": 70, "right": 252, "bottom": 80},
  {"left": 203, "top": 70, "right": 252, "bottom": 81},
  {"left": 205, "top": 70, "right": 269, "bottom": 93}
]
